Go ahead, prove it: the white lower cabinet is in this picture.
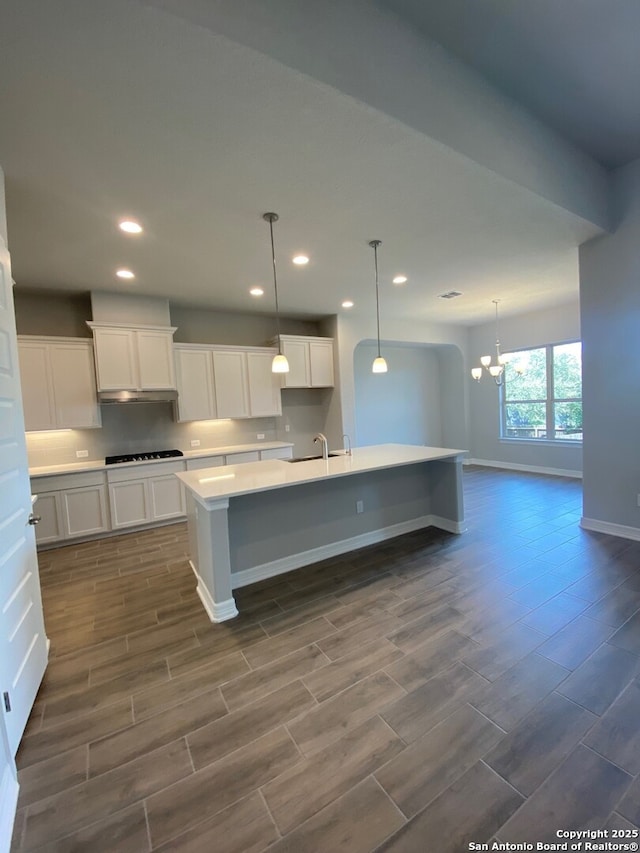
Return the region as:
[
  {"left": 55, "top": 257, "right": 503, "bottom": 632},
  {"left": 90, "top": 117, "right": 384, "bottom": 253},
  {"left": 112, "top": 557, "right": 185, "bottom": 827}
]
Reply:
[
  {"left": 34, "top": 492, "right": 65, "bottom": 545},
  {"left": 32, "top": 445, "right": 293, "bottom": 545},
  {"left": 108, "top": 480, "right": 149, "bottom": 529},
  {"left": 107, "top": 460, "right": 186, "bottom": 530},
  {"left": 149, "top": 473, "right": 186, "bottom": 521},
  {"left": 32, "top": 471, "right": 109, "bottom": 545}
]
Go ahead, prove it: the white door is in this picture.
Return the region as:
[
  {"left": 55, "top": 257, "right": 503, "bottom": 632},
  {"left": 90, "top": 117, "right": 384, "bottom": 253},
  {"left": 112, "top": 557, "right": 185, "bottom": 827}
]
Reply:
[{"left": 0, "top": 244, "right": 48, "bottom": 755}]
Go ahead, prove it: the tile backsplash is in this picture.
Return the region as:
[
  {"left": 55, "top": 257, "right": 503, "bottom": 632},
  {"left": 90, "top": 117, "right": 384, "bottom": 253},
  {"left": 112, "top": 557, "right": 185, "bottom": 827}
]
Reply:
[{"left": 25, "top": 403, "right": 280, "bottom": 468}]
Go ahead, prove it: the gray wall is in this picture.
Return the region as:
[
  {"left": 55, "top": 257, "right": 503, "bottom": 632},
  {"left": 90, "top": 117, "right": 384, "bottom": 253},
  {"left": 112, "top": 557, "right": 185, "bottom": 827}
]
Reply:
[
  {"left": 171, "top": 303, "right": 318, "bottom": 345},
  {"left": 14, "top": 289, "right": 92, "bottom": 337},
  {"left": 354, "top": 342, "right": 444, "bottom": 447},
  {"left": 579, "top": 157, "right": 640, "bottom": 530},
  {"left": 352, "top": 340, "right": 466, "bottom": 451},
  {"left": 467, "top": 300, "right": 583, "bottom": 475},
  {"left": 0, "top": 165, "right": 7, "bottom": 246}
]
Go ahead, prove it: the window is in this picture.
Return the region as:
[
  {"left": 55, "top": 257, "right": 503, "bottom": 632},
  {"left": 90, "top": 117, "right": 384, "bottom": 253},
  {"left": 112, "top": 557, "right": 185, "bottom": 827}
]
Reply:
[{"left": 501, "top": 341, "right": 582, "bottom": 441}]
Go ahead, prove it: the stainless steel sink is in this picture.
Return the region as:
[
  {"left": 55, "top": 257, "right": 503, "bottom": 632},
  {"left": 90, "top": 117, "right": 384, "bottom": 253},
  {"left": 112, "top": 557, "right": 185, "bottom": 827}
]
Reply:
[{"left": 286, "top": 452, "right": 345, "bottom": 463}]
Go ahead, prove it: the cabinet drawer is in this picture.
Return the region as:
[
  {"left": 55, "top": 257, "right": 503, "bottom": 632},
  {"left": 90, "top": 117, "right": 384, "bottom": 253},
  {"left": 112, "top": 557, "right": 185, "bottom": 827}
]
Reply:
[
  {"left": 32, "top": 470, "right": 106, "bottom": 493},
  {"left": 106, "top": 460, "right": 185, "bottom": 483},
  {"left": 260, "top": 447, "right": 293, "bottom": 460},
  {"left": 186, "top": 456, "right": 225, "bottom": 471},
  {"left": 225, "top": 451, "right": 260, "bottom": 465}
]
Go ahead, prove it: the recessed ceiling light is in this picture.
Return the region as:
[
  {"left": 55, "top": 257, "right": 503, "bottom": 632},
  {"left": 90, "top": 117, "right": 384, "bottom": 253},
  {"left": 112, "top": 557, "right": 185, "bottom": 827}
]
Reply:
[
  {"left": 292, "top": 255, "right": 309, "bottom": 265},
  {"left": 118, "top": 220, "right": 143, "bottom": 234},
  {"left": 393, "top": 275, "right": 407, "bottom": 285},
  {"left": 249, "top": 287, "right": 264, "bottom": 297},
  {"left": 341, "top": 300, "right": 354, "bottom": 309},
  {"left": 116, "top": 268, "right": 135, "bottom": 280}
]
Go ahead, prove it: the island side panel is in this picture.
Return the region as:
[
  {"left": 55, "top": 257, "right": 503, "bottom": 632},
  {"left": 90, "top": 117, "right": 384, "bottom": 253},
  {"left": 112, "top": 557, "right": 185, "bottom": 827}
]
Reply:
[
  {"left": 186, "top": 492, "right": 238, "bottom": 622},
  {"left": 425, "top": 457, "right": 465, "bottom": 533},
  {"left": 227, "top": 461, "right": 460, "bottom": 586}
]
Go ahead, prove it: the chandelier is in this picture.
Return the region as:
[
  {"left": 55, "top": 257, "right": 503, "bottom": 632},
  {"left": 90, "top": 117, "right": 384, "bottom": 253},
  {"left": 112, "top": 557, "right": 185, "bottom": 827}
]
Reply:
[{"left": 471, "top": 299, "right": 511, "bottom": 386}]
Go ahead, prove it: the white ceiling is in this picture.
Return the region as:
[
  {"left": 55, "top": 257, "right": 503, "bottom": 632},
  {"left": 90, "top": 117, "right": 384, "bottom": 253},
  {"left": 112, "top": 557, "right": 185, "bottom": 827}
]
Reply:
[
  {"left": 0, "top": 0, "right": 604, "bottom": 326},
  {"left": 382, "top": 0, "right": 640, "bottom": 169}
]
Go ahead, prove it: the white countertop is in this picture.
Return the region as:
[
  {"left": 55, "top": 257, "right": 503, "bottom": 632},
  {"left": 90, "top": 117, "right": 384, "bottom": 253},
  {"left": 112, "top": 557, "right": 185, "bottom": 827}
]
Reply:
[
  {"left": 29, "top": 441, "right": 294, "bottom": 478},
  {"left": 177, "top": 444, "right": 467, "bottom": 503}
]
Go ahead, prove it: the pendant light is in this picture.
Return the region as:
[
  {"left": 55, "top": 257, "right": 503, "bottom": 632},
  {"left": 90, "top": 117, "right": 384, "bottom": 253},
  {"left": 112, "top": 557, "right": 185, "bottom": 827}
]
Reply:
[
  {"left": 471, "top": 299, "right": 511, "bottom": 386},
  {"left": 369, "top": 239, "right": 388, "bottom": 374},
  {"left": 263, "top": 212, "right": 289, "bottom": 374}
]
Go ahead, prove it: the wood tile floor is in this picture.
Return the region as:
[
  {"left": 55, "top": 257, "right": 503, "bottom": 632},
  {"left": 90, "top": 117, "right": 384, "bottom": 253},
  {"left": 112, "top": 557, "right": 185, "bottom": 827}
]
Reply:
[{"left": 11, "top": 466, "right": 640, "bottom": 851}]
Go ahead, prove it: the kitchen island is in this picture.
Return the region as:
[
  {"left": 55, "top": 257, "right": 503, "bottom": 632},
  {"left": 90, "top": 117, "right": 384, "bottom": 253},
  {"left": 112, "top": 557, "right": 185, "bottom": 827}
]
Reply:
[{"left": 177, "top": 444, "right": 466, "bottom": 622}]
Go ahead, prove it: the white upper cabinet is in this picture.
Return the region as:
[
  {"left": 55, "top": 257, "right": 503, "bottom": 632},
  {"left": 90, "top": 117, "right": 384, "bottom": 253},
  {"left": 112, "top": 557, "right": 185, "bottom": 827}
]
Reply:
[
  {"left": 212, "top": 350, "right": 250, "bottom": 419},
  {"left": 246, "top": 351, "right": 282, "bottom": 417},
  {"left": 174, "top": 347, "right": 217, "bottom": 422},
  {"left": 277, "top": 336, "right": 335, "bottom": 388},
  {"left": 18, "top": 337, "right": 101, "bottom": 430},
  {"left": 88, "top": 323, "right": 176, "bottom": 391},
  {"left": 137, "top": 329, "right": 177, "bottom": 390},
  {"left": 174, "top": 344, "right": 282, "bottom": 421},
  {"left": 309, "top": 339, "right": 335, "bottom": 387},
  {"left": 281, "top": 339, "right": 309, "bottom": 388}
]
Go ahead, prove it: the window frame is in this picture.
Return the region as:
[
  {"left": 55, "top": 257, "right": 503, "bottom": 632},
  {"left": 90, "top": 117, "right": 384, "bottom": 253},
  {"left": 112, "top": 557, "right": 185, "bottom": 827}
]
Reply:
[{"left": 499, "top": 340, "right": 582, "bottom": 444}]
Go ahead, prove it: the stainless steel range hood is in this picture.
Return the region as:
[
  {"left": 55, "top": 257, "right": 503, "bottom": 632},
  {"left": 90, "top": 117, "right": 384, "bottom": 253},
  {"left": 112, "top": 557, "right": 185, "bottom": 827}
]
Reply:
[{"left": 98, "top": 389, "right": 178, "bottom": 404}]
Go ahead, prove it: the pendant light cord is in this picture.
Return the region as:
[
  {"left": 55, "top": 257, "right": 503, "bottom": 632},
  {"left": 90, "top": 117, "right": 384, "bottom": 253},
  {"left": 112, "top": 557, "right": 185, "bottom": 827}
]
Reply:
[
  {"left": 372, "top": 240, "right": 382, "bottom": 358},
  {"left": 265, "top": 213, "right": 282, "bottom": 355}
]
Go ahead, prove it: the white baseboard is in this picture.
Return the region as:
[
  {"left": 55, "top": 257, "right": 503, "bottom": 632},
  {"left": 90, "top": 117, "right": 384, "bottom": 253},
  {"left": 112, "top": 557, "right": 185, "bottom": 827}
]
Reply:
[
  {"left": 0, "top": 764, "right": 18, "bottom": 853},
  {"left": 580, "top": 517, "right": 640, "bottom": 542},
  {"left": 466, "top": 458, "right": 582, "bottom": 479},
  {"left": 190, "top": 562, "right": 239, "bottom": 623},
  {"left": 231, "top": 514, "right": 464, "bottom": 591}
]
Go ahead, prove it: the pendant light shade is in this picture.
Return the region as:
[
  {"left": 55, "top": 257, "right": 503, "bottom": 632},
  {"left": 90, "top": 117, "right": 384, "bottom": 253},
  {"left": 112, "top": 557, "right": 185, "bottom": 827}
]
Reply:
[
  {"left": 263, "top": 212, "right": 289, "bottom": 374},
  {"left": 271, "top": 354, "right": 289, "bottom": 373},
  {"left": 369, "top": 239, "right": 388, "bottom": 374}
]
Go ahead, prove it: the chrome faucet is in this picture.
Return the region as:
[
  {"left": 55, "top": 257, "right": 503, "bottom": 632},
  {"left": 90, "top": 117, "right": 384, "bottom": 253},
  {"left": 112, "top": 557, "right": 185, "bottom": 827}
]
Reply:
[
  {"left": 313, "top": 432, "right": 329, "bottom": 460},
  {"left": 342, "top": 434, "right": 352, "bottom": 456}
]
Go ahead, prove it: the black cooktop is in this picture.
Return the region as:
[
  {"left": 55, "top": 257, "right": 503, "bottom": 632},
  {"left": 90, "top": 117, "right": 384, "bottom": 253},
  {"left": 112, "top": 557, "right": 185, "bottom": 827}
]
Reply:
[{"left": 105, "top": 449, "right": 184, "bottom": 465}]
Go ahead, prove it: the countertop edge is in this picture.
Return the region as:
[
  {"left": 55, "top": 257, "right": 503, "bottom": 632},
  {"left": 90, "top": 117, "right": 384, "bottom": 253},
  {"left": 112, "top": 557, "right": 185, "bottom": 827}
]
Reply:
[
  {"left": 177, "top": 445, "right": 468, "bottom": 503},
  {"left": 29, "top": 440, "right": 294, "bottom": 478}
]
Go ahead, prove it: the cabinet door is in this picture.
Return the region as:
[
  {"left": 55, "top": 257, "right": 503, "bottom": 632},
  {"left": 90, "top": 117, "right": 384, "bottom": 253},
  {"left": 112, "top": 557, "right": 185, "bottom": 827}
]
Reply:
[
  {"left": 175, "top": 348, "right": 216, "bottom": 422},
  {"left": 309, "top": 341, "right": 334, "bottom": 387},
  {"left": 212, "top": 351, "right": 250, "bottom": 418},
  {"left": 246, "top": 351, "right": 282, "bottom": 417},
  {"left": 108, "top": 480, "right": 150, "bottom": 528},
  {"left": 281, "top": 340, "right": 310, "bottom": 388},
  {"left": 33, "top": 492, "right": 64, "bottom": 544},
  {"left": 50, "top": 342, "right": 101, "bottom": 428},
  {"left": 93, "top": 329, "right": 137, "bottom": 391},
  {"left": 17, "top": 341, "right": 56, "bottom": 430},
  {"left": 137, "top": 330, "right": 176, "bottom": 390},
  {"left": 62, "top": 485, "right": 109, "bottom": 537},
  {"left": 149, "top": 475, "right": 185, "bottom": 521}
]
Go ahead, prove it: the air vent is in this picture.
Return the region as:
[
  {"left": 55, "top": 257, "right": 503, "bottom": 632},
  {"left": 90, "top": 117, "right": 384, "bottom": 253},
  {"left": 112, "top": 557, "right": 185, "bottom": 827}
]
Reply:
[{"left": 438, "top": 290, "right": 463, "bottom": 299}]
